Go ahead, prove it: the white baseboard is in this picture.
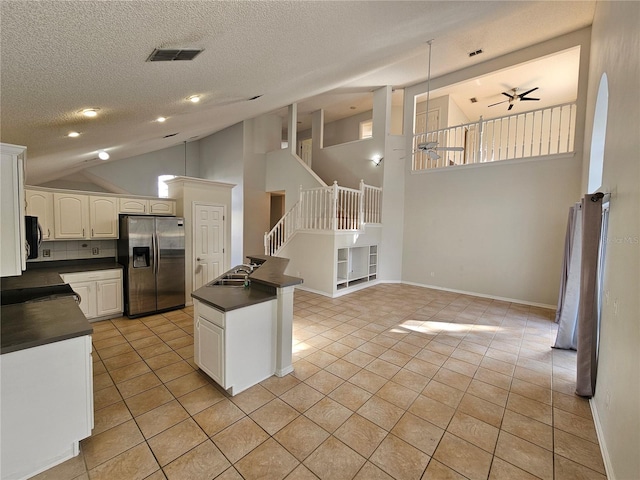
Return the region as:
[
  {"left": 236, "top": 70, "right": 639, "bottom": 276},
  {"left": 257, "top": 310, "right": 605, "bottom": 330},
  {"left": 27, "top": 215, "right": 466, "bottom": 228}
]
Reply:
[
  {"left": 297, "top": 280, "right": 555, "bottom": 310},
  {"left": 590, "top": 398, "right": 615, "bottom": 479},
  {"left": 401, "top": 281, "right": 557, "bottom": 310}
]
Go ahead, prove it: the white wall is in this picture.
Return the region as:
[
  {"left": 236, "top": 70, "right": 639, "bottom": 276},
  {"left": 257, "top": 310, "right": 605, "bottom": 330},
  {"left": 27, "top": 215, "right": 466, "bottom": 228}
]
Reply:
[
  {"left": 379, "top": 135, "right": 405, "bottom": 283},
  {"left": 199, "top": 123, "right": 244, "bottom": 266},
  {"left": 310, "top": 87, "right": 388, "bottom": 189},
  {"left": 83, "top": 142, "right": 200, "bottom": 196},
  {"left": 242, "top": 115, "right": 279, "bottom": 259},
  {"left": 402, "top": 155, "right": 581, "bottom": 306},
  {"left": 278, "top": 232, "right": 335, "bottom": 295},
  {"left": 323, "top": 109, "right": 372, "bottom": 147},
  {"left": 583, "top": 3, "right": 640, "bottom": 479},
  {"left": 265, "top": 149, "right": 326, "bottom": 212}
]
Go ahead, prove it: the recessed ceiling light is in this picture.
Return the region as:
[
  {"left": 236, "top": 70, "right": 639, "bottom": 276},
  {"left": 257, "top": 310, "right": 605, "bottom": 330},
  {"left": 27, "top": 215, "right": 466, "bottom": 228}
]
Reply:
[
  {"left": 67, "top": 131, "right": 80, "bottom": 138},
  {"left": 187, "top": 95, "right": 201, "bottom": 103},
  {"left": 82, "top": 108, "right": 99, "bottom": 117},
  {"left": 98, "top": 150, "right": 110, "bottom": 160},
  {"left": 156, "top": 116, "right": 167, "bottom": 122}
]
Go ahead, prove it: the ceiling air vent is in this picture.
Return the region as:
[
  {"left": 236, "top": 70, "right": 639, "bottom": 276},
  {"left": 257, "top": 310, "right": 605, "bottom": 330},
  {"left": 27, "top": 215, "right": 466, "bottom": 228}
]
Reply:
[
  {"left": 468, "top": 49, "right": 483, "bottom": 58},
  {"left": 163, "top": 132, "right": 179, "bottom": 138},
  {"left": 147, "top": 48, "right": 203, "bottom": 62},
  {"left": 470, "top": 97, "right": 478, "bottom": 103}
]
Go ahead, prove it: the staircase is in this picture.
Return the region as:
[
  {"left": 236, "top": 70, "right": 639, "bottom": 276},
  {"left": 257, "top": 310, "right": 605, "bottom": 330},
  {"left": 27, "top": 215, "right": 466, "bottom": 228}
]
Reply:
[{"left": 265, "top": 180, "right": 382, "bottom": 256}]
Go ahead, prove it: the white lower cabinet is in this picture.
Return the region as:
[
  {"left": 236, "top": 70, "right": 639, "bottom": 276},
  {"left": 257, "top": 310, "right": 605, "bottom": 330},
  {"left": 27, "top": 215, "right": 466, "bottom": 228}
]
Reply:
[
  {"left": 194, "top": 298, "right": 276, "bottom": 396},
  {"left": 61, "top": 269, "right": 123, "bottom": 320},
  {"left": 0, "top": 335, "right": 93, "bottom": 480}
]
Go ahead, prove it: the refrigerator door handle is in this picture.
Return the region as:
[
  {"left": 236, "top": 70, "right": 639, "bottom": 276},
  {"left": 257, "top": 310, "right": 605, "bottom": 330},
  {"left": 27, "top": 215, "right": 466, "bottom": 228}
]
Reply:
[{"left": 155, "top": 233, "right": 159, "bottom": 276}]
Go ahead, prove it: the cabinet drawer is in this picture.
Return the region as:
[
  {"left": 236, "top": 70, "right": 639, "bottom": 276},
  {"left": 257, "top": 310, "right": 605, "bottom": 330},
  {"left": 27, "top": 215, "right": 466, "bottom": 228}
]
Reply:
[
  {"left": 196, "top": 300, "right": 225, "bottom": 328},
  {"left": 62, "top": 269, "right": 122, "bottom": 283}
]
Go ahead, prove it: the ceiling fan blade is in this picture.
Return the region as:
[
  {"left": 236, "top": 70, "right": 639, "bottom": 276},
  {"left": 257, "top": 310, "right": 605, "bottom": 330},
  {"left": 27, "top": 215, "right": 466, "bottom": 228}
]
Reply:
[
  {"left": 427, "top": 150, "right": 440, "bottom": 160},
  {"left": 508, "top": 104, "right": 514, "bottom": 111},
  {"left": 434, "top": 146, "right": 464, "bottom": 152},
  {"left": 518, "top": 87, "right": 539, "bottom": 98},
  {"left": 417, "top": 141, "right": 438, "bottom": 151},
  {"left": 488, "top": 100, "right": 507, "bottom": 107},
  {"left": 519, "top": 97, "right": 540, "bottom": 101},
  {"left": 502, "top": 92, "right": 515, "bottom": 100}
]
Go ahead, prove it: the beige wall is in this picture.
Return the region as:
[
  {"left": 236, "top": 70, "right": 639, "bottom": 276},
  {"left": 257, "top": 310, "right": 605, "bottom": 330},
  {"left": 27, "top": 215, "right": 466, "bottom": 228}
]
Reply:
[
  {"left": 583, "top": 3, "right": 640, "bottom": 478},
  {"left": 402, "top": 155, "right": 581, "bottom": 306},
  {"left": 199, "top": 123, "right": 245, "bottom": 266}
]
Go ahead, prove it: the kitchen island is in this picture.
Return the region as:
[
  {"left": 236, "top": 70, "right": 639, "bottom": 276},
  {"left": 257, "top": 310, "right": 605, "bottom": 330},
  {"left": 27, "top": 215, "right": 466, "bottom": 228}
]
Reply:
[
  {"left": 191, "top": 255, "right": 302, "bottom": 395},
  {"left": 1, "top": 270, "right": 95, "bottom": 480}
]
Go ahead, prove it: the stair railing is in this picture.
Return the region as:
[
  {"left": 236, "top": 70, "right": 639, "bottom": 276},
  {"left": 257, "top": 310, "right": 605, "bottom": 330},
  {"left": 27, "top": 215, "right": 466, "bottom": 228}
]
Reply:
[{"left": 264, "top": 180, "right": 383, "bottom": 255}]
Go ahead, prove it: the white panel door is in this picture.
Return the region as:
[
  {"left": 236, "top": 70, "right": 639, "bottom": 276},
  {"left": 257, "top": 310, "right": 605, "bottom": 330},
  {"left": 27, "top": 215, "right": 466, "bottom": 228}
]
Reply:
[{"left": 193, "top": 203, "right": 225, "bottom": 290}]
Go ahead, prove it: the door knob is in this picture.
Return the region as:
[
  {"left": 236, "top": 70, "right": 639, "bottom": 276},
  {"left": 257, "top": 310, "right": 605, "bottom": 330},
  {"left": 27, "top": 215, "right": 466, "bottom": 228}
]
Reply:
[{"left": 196, "top": 257, "right": 201, "bottom": 261}]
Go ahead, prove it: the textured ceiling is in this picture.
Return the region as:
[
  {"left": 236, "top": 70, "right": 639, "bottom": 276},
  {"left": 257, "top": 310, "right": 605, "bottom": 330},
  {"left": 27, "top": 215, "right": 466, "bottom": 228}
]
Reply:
[{"left": 0, "top": 1, "right": 595, "bottom": 184}]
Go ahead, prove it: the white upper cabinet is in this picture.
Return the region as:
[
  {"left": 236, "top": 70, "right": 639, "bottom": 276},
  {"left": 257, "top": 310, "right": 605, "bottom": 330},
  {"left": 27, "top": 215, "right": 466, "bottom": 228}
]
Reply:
[
  {"left": 89, "top": 196, "right": 118, "bottom": 238},
  {"left": 149, "top": 199, "right": 175, "bottom": 215},
  {"left": 53, "top": 193, "right": 90, "bottom": 239},
  {"left": 1, "top": 143, "right": 26, "bottom": 276},
  {"left": 119, "top": 197, "right": 148, "bottom": 214},
  {"left": 25, "top": 189, "right": 54, "bottom": 240}
]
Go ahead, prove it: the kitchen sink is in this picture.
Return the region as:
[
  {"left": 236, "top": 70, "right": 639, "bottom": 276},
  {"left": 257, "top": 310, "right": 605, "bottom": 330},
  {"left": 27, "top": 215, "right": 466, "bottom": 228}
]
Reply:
[
  {"left": 207, "top": 278, "right": 246, "bottom": 287},
  {"left": 220, "top": 273, "right": 249, "bottom": 280}
]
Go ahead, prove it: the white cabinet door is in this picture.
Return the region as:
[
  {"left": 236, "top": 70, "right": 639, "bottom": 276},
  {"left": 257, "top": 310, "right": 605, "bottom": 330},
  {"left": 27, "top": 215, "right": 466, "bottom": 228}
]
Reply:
[
  {"left": 25, "top": 189, "right": 54, "bottom": 240},
  {"left": 196, "top": 315, "right": 225, "bottom": 386},
  {"left": 89, "top": 196, "right": 118, "bottom": 238},
  {"left": 53, "top": 193, "right": 89, "bottom": 239},
  {"left": 62, "top": 270, "right": 122, "bottom": 320},
  {"left": 70, "top": 281, "right": 95, "bottom": 318},
  {"left": 149, "top": 199, "right": 175, "bottom": 215},
  {"left": 96, "top": 278, "right": 123, "bottom": 317},
  {"left": 1, "top": 143, "right": 26, "bottom": 276},
  {"left": 119, "top": 198, "right": 148, "bottom": 214}
]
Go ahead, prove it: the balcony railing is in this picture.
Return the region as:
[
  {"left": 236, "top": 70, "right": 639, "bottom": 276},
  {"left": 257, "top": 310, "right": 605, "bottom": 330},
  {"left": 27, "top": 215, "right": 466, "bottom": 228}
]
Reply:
[{"left": 413, "top": 102, "right": 577, "bottom": 171}]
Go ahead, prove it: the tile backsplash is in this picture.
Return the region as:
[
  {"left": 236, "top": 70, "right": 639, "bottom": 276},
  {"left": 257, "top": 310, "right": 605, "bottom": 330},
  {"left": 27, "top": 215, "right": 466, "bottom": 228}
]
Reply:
[{"left": 29, "top": 240, "right": 116, "bottom": 262}]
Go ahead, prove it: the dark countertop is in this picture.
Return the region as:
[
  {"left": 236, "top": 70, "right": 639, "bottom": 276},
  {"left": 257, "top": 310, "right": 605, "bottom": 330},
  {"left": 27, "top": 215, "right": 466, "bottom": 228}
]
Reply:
[
  {"left": 246, "top": 255, "right": 304, "bottom": 288},
  {"left": 1, "top": 296, "right": 93, "bottom": 355},
  {"left": 0, "top": 259, "right": 115, "bottom": 354},
  {"left": 191, "top": 255, "right": 303, "bottom": 312},
  {"left": 191, "top": 284, "right": 277, "bottom": 313},
  {"left": 1, "top": 259, "right": 123, "bottom": 291}
]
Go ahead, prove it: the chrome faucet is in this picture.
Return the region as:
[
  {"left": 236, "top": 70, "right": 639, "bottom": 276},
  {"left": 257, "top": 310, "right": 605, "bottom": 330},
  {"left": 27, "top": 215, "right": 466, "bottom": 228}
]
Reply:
[{"left": 234, "top": 264, "right": 254, "bottom": 274}]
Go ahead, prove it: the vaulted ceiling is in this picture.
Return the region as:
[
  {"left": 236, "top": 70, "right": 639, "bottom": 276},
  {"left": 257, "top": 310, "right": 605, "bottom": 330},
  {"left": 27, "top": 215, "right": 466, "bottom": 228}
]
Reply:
[{"left": 0, "top": 1, "right": 595, "bottom": 184}]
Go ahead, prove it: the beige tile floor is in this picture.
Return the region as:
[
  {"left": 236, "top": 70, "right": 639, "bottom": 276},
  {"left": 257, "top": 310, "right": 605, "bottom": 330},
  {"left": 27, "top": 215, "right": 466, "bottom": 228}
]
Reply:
[{"left": 33, "top": 284, "right": 607, "bottom": 480}]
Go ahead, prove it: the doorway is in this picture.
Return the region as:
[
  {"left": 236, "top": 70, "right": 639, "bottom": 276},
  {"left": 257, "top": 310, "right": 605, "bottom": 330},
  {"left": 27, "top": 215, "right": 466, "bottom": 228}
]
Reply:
[
  {"left": 269, "top": 193, "right": 285, "bottom": 230},
  {"left": 298, "top": 138, "right": 312, "bottom": 167}
]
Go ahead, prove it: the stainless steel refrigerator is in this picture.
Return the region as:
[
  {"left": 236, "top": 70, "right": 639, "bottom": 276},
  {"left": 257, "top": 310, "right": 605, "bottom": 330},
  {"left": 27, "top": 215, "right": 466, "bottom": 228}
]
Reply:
[{"left": 118, "top": 215, "right": 185, "bottom": 318}]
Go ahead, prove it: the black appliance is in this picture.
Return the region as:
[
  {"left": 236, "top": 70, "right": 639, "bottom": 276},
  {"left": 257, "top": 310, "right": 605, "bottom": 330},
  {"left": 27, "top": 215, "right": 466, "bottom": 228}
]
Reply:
[{"left": 24, "top": 215, "right": 41, "bottom": 260}]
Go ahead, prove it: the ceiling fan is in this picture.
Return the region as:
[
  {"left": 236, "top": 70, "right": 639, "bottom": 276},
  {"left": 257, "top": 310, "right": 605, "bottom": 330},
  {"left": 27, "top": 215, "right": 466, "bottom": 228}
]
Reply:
[
  {"left": 415, "top": 40, "right": 465, "bottom": 160},
  {"left": 416, "top": 141, "right": 463, "bottom": 160},
  {"left": 488, "top": 87, "right": 540, "bottom": 111}
]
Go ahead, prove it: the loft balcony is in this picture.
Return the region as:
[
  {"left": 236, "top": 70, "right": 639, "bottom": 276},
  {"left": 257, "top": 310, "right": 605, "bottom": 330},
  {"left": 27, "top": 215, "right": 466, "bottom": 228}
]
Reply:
[{"left": 412, "top": 102, "right": 577, "bottom": 171}]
